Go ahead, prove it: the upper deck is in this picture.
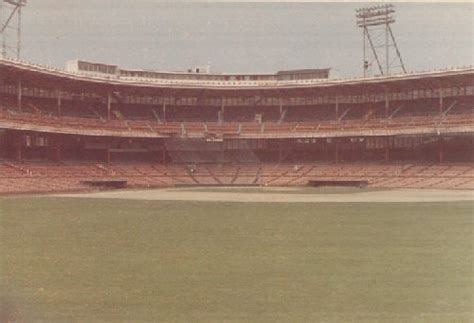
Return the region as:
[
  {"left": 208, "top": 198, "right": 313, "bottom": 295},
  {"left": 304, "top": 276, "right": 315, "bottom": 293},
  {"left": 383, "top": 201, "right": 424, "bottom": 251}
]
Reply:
[{"left": 1, "top": 57, "right": 473, "bottom": 93}]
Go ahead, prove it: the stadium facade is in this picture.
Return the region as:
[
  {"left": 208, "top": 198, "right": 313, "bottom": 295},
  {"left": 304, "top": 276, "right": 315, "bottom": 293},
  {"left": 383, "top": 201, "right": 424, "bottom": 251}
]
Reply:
[{"left": 0, "top": 56, "right": 473, "bottom": 193}]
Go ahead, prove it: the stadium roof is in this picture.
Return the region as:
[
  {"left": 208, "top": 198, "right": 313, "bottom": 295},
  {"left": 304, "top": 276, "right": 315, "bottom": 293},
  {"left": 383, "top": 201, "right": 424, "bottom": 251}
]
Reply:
[{"left": 1, "top": 57, "right": 473, "bottom": 96}]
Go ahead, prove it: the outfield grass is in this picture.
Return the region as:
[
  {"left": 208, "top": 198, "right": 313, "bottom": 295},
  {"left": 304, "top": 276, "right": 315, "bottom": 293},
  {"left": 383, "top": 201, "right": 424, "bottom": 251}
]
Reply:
[{"left": 1, "top": 197, "right": 473, "bottom": 322}]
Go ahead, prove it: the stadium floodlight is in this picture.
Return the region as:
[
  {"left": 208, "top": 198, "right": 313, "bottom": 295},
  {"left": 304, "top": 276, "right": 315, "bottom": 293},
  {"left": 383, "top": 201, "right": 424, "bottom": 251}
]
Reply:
[
  {"left": 4, "top": 0, "right": 27, "bottom": 5},
  {"left": 356, "top": 4, "right": 406, "bottom": 77},
  {"left": 1, "top": 0, "right": 26, "bottom": 59}
]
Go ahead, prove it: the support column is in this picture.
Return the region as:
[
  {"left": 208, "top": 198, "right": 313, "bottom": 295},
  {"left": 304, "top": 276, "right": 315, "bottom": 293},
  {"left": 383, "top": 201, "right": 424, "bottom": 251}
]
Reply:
[
  {"left": 53, "top": 134, "right": 62, "bottom": 162},
  {"left": 162, "top": 147, "right": 166, "bottom": 164},
  {"left": 323, "top": 141, "right": 328, "bottom": 162},
  {"left": 56, "top": 90, "right": 62, "bottom": 116},
  {"left": 220, "top": 97, "right": 225, "bottom": 122},
  {"left": 439, "top": 88, "right": 443, "bottom": 114},
  {"left": 385, "top": 88, "right": 390, "bottom": 117},
  {"left": 438, "top": 137, "right": 444, "bottom": 163},
  {"left": 56, "top": 145, "right": 61, "bottom": 162},
  {"left": 279, "top": 97, "right": 283, "bottom": 115},
  {"left": 16, "top": 137, "right": 22, "bottom": 162},
  {"left": 17, "top": 77, "right": 22, "bottom": 112},
  {"left": 106, "top": 147, "right": 111, "bottom": 164},
  {"left": 220, "top": 141, "right": 225, "bottom": 163},
  {"left": 335, "top": 140, "right": 339, "bottom": 164},
  {"left": 384, "top": 147, "right": 390, "bottom": 162},
  {"left": 107, "top": 92, "right": 112, "bottom": 120},
  {"left": 54, "top": 142, "right": 61, "bottom": 162},
  {"left": 163, "top": 101, "right": 167, "bottom": 122},
  {"left": 335, "top": 96, "right": 339, "bottom": 120},
  {"left": 278, "top": 140, "right": 283, "bottom": 162}
]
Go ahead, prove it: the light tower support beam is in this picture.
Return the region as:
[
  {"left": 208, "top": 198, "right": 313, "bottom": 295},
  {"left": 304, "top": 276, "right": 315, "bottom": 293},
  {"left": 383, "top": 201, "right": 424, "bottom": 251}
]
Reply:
[
  {"left": 364, "top": 27, "right": 384, "bottom": 75},
  {"left": 388, "top": 26, "right": 406, "bottom": 73},
  {"left": 0, "top": 5, "right": 18, "bottom": 33},
  {"left": 16, "top": 3, "right": 20, "bottom": 58},
  {"left": 0, "top": 0, "right": 26, "bottom": 59},
  {"left": 356, "top": 4, "right": 406, "bottom": 77}
]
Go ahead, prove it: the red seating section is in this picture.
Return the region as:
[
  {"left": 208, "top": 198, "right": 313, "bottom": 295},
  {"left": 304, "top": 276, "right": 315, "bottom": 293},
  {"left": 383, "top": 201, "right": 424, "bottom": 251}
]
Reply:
[
  {"left": 1, "top": 161, "right": 473, "bottom": 194},
  {"left": 1, "top": 107, "right": 472, "bottom": 137}
]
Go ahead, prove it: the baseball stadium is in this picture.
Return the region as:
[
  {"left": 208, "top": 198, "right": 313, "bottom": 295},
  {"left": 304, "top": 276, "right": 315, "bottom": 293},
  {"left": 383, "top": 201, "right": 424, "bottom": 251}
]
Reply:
[{"left": 1, "top": 2, "right": 473, "bottom": 322}]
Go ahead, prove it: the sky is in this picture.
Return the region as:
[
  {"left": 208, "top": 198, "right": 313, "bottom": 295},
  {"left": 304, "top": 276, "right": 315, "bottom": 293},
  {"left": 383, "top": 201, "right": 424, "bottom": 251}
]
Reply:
[{"left": 1, "top": 1, "right": 473, "bottom": 78}]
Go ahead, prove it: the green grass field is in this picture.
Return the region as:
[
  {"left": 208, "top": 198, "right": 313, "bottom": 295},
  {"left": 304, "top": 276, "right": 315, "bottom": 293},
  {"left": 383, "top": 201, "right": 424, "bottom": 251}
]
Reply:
[{"left": 1, "top": 195, "right": 473, "bottom": 322}]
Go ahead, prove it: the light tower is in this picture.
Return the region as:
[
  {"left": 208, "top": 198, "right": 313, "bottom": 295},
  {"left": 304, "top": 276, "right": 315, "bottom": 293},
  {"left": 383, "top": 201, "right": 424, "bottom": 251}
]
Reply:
[
  {"left": 0, "top": 0, "right": 26, "bottom": 59},
  {"left": 356, "top": 4, "right": 406, "bottom": 77}
]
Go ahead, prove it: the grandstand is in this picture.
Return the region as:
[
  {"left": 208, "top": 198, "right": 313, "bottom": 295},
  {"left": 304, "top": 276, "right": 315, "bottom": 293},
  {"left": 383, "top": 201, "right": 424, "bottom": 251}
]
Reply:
[{"left": 0, "top": 56, "right": 473, "bottom": 194}]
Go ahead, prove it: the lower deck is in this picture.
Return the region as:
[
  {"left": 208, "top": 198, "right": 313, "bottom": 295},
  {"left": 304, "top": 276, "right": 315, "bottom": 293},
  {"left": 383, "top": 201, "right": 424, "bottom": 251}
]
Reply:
[{"left": 1, "top": 161, "right": 474, "bottom": 194}]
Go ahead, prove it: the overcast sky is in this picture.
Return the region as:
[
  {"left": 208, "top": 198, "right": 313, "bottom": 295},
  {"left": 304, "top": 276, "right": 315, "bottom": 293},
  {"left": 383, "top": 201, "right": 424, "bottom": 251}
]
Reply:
[{"left": 1, "top": 1, "right": 473, "bottom": 78}]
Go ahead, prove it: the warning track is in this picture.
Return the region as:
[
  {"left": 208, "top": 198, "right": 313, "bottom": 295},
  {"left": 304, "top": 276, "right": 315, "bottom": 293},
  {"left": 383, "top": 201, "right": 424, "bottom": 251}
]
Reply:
[{"left": 55, "top": 187, "right": 474, "bottom": 203}]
